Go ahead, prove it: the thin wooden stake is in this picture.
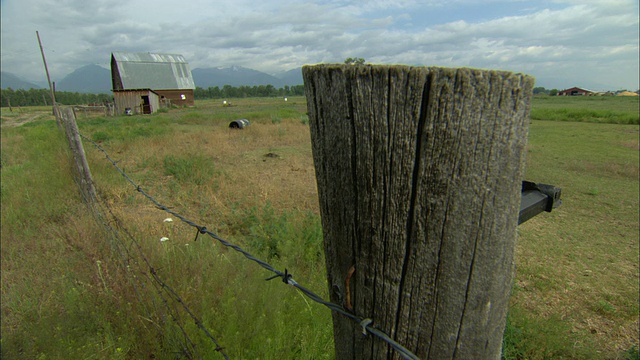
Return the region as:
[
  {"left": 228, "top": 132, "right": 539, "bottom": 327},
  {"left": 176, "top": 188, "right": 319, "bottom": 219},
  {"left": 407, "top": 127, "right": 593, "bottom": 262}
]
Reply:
[{"left": 36, "top": 30, "right": 60, "bottom": 128}]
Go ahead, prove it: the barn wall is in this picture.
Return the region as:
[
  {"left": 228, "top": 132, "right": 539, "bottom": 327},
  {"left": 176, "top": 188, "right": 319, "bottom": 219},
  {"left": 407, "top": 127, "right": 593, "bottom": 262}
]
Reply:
[
  {"left": 558, "top": 87, "right": 592, "bottom": 96},
  {"left": 113, "top": 90, "right": 159, "bottom": 115},
  {"left": 148, "top": 93, "right": 160, "bottom": 113},
  {"left": 155, "top": 89, "right": 195, "bottom": 107}
]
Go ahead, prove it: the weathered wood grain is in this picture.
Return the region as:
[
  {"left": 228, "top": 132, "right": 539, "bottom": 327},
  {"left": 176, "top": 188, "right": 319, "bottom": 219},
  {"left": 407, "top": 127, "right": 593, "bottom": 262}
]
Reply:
[{"left": 303, "top": 64, "right": 534, "bottom": 359}]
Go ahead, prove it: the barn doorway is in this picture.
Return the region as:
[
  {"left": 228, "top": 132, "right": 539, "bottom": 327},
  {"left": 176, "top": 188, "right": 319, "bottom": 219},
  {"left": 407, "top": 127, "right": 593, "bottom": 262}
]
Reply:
[{"left": 141, "top": 95, "right": 151, "bottom": 114}]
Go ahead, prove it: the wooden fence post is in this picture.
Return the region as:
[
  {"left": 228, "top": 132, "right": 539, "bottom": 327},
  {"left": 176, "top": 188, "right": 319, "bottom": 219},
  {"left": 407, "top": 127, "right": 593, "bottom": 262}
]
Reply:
[
  {"left": 60, "top": 106, "right": 97, "bottom": 204},
  {"left": 36, "top": 31, "right": 61, "bottom": 130},
  {"left": 303, "top": 64, "right": 534, "bottom": 359}
]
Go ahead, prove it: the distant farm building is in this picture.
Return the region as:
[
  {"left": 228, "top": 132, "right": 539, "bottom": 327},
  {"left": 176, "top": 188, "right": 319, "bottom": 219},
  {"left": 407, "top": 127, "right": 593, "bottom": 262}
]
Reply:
[
  {"left": 617, "top": 91, "right": 638, "bottom": 97},
  {"left": 111, "top": 52, "right": 195, "bottom": 115},
  {"left": 557, "top": 87, "right": 593, "bottom": 96}
]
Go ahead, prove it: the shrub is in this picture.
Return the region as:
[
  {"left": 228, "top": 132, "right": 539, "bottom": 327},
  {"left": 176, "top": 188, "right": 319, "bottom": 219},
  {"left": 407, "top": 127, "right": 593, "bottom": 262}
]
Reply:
[
  {"left": 163, "top": 154, "right": 217, "bottom": 185},
  {"left": 92, "top": 131, "right": 110, "bottom": 142}
]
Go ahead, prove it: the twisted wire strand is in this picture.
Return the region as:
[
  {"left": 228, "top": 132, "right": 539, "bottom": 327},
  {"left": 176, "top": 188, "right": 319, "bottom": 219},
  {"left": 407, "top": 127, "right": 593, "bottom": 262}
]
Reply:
[
  {"left": 100, "top": 200, "right": 203, "bottom": 359},
  {"left": 71, "top": 138, "right": 229, "bottom": 359},
  {"left": 91, "top": 199, "right": 156, "bottom": 323},
  {"left": 80, "top": 133, "right": 419, "bottom": 360},
  {"left": 99, "top": 189, "right": 229, "bottom": 360},
  {"left": 70, "top": 177, "right": 201, "bottom": 356}
]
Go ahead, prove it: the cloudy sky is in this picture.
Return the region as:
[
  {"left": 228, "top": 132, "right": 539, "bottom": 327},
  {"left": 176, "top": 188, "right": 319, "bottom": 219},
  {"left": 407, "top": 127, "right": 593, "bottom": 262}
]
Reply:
[{"left": 1, "top": 0, "right": 638, "bottom": 91}]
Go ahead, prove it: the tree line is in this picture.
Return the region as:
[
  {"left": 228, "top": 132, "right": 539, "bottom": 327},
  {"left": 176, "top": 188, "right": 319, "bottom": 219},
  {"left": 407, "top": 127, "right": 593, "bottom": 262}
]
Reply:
[
  {"left": 0, "top": 88, "right": 113, "bottom": 108},
  {"left": 193, "top": 84, "right": 305, "bottom": 99},
  {"left": 533, "top": 87, "right": 559, "bottom": 95},
  {"left": 0, "top": 84, "right": 306, "bottom": 107}
]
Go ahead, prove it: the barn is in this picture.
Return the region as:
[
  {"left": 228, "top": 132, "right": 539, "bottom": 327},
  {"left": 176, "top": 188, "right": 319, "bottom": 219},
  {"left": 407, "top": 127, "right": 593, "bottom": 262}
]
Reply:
[
  {"left": 111, "top": 52, "right": 195, "bottom": 115},
  {"left": 557, "top": 87, "right": 593, "bottom": 96}
]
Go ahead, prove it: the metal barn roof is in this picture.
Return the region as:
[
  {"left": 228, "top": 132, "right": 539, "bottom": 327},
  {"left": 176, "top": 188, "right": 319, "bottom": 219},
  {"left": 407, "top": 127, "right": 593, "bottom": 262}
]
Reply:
[{"left": 111, "top": 52, "right": 195, "bottom": 90}]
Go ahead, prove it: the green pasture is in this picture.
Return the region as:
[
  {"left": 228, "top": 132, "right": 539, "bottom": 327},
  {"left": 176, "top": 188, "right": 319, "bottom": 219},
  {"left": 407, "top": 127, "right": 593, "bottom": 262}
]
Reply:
[
  {"left": 1, "top": 95, "right": 638, "bottom": 359},
  {"left": 531, "top": 95, "right": 639, "bottom": 124}
]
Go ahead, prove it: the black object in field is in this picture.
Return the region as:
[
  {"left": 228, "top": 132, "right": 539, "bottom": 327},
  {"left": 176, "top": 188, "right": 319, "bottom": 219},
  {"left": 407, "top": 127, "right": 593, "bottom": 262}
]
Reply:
[{"left": 229, "top": 119, "right": 250, "bottom": 129}]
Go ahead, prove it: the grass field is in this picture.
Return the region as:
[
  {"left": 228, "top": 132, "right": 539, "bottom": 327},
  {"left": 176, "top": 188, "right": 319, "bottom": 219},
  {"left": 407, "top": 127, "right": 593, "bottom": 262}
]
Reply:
[
  {"left": 530, "top": 95, "right": 639, "bottom": 124},
  {"left": 1, "top": 95, "right": 638, "bottom": 359}
]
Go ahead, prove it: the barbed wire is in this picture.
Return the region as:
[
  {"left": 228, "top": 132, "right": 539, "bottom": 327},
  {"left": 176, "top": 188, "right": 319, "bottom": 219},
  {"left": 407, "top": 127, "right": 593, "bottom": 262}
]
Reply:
[
  {"left": 98, "top": 199, "right": 213, "bottom": 359},
  {"left": 58, "top": 113, "right": 212, "bottom": 358},
  {"left": 84, "top": 165, "right": 227, "bottom": 359},
  {"left": 79, "top": 132, "right": 420, "bottom": 360}
]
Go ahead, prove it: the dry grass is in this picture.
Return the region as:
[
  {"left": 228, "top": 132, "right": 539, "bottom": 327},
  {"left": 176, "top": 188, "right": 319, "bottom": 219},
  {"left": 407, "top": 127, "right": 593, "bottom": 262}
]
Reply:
[{"left": 90, "top": 118, "right": 320, "bottom": 221}]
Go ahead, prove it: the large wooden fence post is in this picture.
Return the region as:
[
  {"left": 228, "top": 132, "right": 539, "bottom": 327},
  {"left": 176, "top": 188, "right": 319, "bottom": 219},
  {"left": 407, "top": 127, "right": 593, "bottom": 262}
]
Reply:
[{"left": 303, "top": 65, "right": 534, "bottom": 359}]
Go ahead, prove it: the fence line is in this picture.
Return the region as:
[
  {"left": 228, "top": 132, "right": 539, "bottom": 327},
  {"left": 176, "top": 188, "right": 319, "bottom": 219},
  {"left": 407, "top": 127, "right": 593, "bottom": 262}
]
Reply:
[
  {"left": 78, "top": 132, "right": 420, "bottom": 360},
  {"left": 58, "top": 108, "right": 228, "bottom": 359}
]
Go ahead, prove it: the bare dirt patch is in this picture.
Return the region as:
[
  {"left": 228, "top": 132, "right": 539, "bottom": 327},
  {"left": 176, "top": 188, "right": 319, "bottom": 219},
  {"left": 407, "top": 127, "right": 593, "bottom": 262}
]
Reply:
[{"left": 0, "top": 108, "right": 55, "bottom": 128}]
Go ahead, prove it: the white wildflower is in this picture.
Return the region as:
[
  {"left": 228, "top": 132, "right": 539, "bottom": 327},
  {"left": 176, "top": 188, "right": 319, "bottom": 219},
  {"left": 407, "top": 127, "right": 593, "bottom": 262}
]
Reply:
[
  {"left": 163, "top": 218, "right": 173, "bottom": 223},
  {"left": 160, "top": 237, "right": 169, "bottom": 242}
]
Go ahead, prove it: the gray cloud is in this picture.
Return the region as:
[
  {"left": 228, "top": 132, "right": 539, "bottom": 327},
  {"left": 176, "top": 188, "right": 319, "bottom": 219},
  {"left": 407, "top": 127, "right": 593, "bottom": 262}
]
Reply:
[{"left": 1, "top": 0, "right": 637, "bottom": 90}]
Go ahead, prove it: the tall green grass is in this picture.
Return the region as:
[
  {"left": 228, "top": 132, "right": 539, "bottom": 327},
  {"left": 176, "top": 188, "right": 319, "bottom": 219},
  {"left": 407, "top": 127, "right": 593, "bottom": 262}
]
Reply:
[
  {"left": 1, "top": 120, "right": 148, "bottom": 359},
  {"left": 135, "top": 204, "right": 333, "bottom": 359},
  {"left": 84, "top": 114, "right": 171, "bottom": 142},
  {"left": 163, "top": 154, "right": 219, "bottom": 185},
  {"left": 1, "top": 112, "right": 334, "bottom": 358}
]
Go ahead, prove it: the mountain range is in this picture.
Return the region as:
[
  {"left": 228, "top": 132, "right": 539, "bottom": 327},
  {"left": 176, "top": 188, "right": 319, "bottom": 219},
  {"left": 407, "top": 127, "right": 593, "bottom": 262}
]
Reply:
[
  {"left": 0, "top": 72, "right": 43, "bottom": 90},
  {"left": 0, "top": 65, "right": 304, "bottom": 93}
]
